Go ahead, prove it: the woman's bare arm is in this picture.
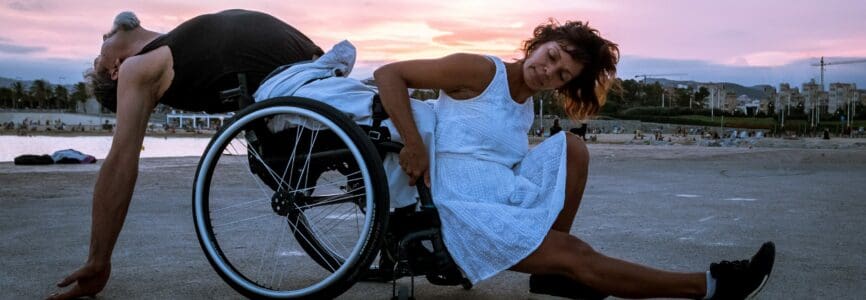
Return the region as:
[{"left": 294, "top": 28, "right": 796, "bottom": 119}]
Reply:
[{"left": 373, "top": 53, "right": 494, "bottom": 185}]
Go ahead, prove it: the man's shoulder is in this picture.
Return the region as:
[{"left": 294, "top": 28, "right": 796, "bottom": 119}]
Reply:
[{"left": 123, "top": 47, "right": 172, "bottom": 85}]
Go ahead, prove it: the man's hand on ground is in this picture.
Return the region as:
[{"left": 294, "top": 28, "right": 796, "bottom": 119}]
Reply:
[{"left": 47, "top": 262, "right": 111, "bottom": 300}]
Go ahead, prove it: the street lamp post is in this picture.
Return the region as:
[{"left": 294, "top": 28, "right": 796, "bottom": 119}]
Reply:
[
  {"left": 14, "top": 76, "right": 22, "bottom": 110},
  {"left": 711, "top": 88, "right": 715, "bottom": 121},
  {"left": 816, "top": 96, "right": 821, "bottom": 130},
  {"left": 847, "top": 95, "right": 856, "bottom": 137},
  {"left": 538, "top": 98, "right": 544, "bottom": 136},
  {"left": 780, "top": 97, "right": 785, "bottom": 129},
  {"left": 689, "top": 91, "right": 693, "bottom": 110},
  {"left": 849, "top": 95, "right": 854, "bottom": 128}
]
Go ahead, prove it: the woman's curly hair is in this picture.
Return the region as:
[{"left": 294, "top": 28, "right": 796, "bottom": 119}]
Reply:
[{"left": 522, "top": 19, "right": 619, "bottom": 120}]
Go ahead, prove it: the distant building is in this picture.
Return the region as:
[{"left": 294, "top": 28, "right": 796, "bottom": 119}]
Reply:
[
  {"left": 744, "top": 99, "right": 761, "bottom": 116},
  {"left": 75, "top": 97, "right": 103, "bottom": 114},
  {"left": 759, "top": 98, "right": 771, "bottom": 114},
  {"left": 802, "top": 79, "right": 828, "bottom": 115},
  {"left": 776, "top": 83, "right": 794, "bottom": 114},
  {"left": 760, "top": 86, "right": 776, "bottom": 114},
  {"left": 778, "top": 83, "right": 807, "bottom": 113},
  {"left": 165, "top": 110, "right": 233, "bottom": 130},
  {"left": 704, "top": 83, "right": 727, "bottom": 110},
  {"left": 723, "top": 92, "right": 738, "bottom": 112},
  {"left": 829, "top": 83, "right": 857, "bottom": 114},
  {"left": 661, "top": 86, "right": 677, "bottom": 107},
  {"left": 860, "top": 90, "right": 866, "bottom": 107},
  {"left": 736, "top": 95, "right": 760, "bottom": 115}
]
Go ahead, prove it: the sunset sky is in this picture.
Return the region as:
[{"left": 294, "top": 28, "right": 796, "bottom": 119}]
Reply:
[{"left": 1, "top": 0, "right": 865, "bottom": 88}]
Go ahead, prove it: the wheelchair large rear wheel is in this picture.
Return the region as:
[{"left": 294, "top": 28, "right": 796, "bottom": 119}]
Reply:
[{"left": 193, "top": 97, "right": 389, "bottom": 299}]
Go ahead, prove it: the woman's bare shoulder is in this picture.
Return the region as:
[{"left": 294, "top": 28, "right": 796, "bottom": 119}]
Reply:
[
  {"left": 375, "top": 52, "right": 496, "bottom": 98},
  {"left": 440, "top": 53, "right": 495, "bottom": 79},
  {"left": 441, "top": 54, "right": 495, "bottom": 98}
]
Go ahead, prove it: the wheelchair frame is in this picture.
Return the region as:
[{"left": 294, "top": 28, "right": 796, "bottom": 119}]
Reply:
[{"left": 193, "top": 79, "right": 470, "bottom": 299}]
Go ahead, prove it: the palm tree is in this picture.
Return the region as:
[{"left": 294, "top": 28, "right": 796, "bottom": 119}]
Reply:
[
  {"left": 71, "top": 82, "right": 89, "bottom": 112},
  {"left": 53, "top": 85, "right": 70, "bottom": 110},
  {"left": 30, "top": 79, "right": 50, "bottom": 109},
  {"left": 0, "top": 87, "right": 12, "bottom": 108},
  {"left": 12, "top": 81, "right": 26, "bottom": 109}
]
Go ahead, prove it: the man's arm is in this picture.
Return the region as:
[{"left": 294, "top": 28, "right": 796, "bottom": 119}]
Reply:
[
  {"left": 85, "top": 67, "right": 154, "bottom": 265},
  {"left": 49, "top": 51, "right": 166, "bottom": 300}
]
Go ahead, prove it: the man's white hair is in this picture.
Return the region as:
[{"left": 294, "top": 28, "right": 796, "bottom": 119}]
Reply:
[{"left": 113, "top": 11, "right": 140, "bottom": 31}]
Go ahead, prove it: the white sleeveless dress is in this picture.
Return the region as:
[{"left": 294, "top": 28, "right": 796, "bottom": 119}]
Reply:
[{"left": 432, "top": 56, "right": 569, "bottom": 283}]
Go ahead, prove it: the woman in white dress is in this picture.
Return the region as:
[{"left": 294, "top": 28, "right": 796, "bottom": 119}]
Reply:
[{"left": 374, "top": 20, "right": 774, "bottom": 300}]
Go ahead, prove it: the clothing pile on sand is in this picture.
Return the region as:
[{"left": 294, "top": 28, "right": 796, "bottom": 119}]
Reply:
[{"left": 13, "top": 149, "right": 97, "bottom": 165}]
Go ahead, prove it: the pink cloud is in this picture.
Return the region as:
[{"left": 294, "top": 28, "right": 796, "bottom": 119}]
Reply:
[
  {"left": 1, "top": 0, "right": 864, "bottom": 84},
  {"left": 596, "top": 0, "right": 866, "bottom": 65},
  {"left": 428, "top": 22, "right": 528, "bottom": 47}
]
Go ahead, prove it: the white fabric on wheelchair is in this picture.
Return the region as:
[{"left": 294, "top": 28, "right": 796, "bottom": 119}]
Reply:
[{"left": 253, "top": 40, "right": 436, "bottom": 209}]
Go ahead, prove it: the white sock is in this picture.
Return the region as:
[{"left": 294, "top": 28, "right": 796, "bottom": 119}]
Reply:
[{"left": 704, "top": 271, "right": 717, "bottom": 299}]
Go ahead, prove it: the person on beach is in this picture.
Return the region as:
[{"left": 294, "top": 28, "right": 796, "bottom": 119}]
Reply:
[
  {"left": 48, "top": 9, "right": 322, "bottom": 299},
  {"left": 550, "top": 118, "right": 563, "bottom": 136},
  {"left": 373, "top": 19, "right": 775, "bottom": 299}
]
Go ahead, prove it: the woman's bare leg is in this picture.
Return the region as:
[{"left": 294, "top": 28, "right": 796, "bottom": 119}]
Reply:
[
  {"left": 527, "top": 134, "right": 706, "bottom": 298},
  {"left": 512, "top": 230, "right": 707, "bottom": 299},
  {"left": 551, "top": 134, "right": 589, "bottom": 232}
]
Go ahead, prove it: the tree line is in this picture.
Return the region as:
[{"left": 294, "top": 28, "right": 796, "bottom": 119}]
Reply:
[
  {"left": 528, "top": 79, "right": 711, "bottom": 118},
  {"left": 0, "top": 76, "right": 716, "bottom": 115},
  {"left": 0, "top": 80, "right": 91, "bottom": 110},
  {"left": 10, "top": 77, "right": 854, "bottom": 122},
  {"left": 605, "top": 79, "right": 711, "bottom": 112},
  {"left": 407, "top": 78, "right": 715, "bottom": 120}
]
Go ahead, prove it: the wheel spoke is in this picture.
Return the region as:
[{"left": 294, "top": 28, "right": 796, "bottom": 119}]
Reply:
[
  {"left": 286, "top": 208, "right": 341, "bottom": 272},
  {"left": 295, "top": 193, "right": 365, "bottom": 210},
  {"left": 212, "top": 213, "right": 274, "bottom": 228},
  {"left": 226, "top": 139, "right": 278, "bottom": 201},
  {"left": 194, "top": 101, "right": 383, "bottom": 297}
]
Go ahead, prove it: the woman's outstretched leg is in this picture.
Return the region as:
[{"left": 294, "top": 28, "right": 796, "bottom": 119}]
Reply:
[
  {"left": 512, "top": 230, "right": 707, "bottom": 299},
  {"left": 527, "top": 135, "right": 708, "bottom": 298}
]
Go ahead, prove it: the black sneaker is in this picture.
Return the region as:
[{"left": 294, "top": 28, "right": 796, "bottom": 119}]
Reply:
[
  {"left": 709, "top": 241, "right": 775, "bottom": 300},
  {"left": 529, "top": 274, "right": 608, "bottom": 300}
]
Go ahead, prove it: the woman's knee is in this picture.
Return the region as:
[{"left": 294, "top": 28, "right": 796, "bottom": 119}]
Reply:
[
  {"left": 566, "top": 235, "right": 597, "bottom": 261},
  {"left": 562, "top": 236, "right": 605, "bottom": 283},
  {"left": 513, "top": 231, "right": 596, "bottom": 276},
  {"left": 565, "top": 133, "right": 589, "bottom": 173},
  {"left": 543, "top": 233, "right": 600, "bottom": 275}
]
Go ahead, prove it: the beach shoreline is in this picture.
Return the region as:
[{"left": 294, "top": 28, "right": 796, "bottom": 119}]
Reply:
[
  {"left": 0, "top": 129, "right": 216, "bottom": 138},
  {"left": 5, "top": 130, "right": 866, "bottom": 149}
]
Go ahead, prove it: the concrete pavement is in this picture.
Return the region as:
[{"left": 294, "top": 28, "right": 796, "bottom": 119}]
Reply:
[{"left": 2, "top": 144, "right": 865, "bottom": 299}]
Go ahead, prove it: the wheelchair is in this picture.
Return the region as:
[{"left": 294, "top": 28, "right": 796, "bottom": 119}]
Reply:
[{"left": 192, "top": 93, "right": 471, "bottom": 299}]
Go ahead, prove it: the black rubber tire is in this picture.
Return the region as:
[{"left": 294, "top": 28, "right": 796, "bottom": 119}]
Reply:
[{"left": 193, "top": 96, "right": 389, "bottom": 299}]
